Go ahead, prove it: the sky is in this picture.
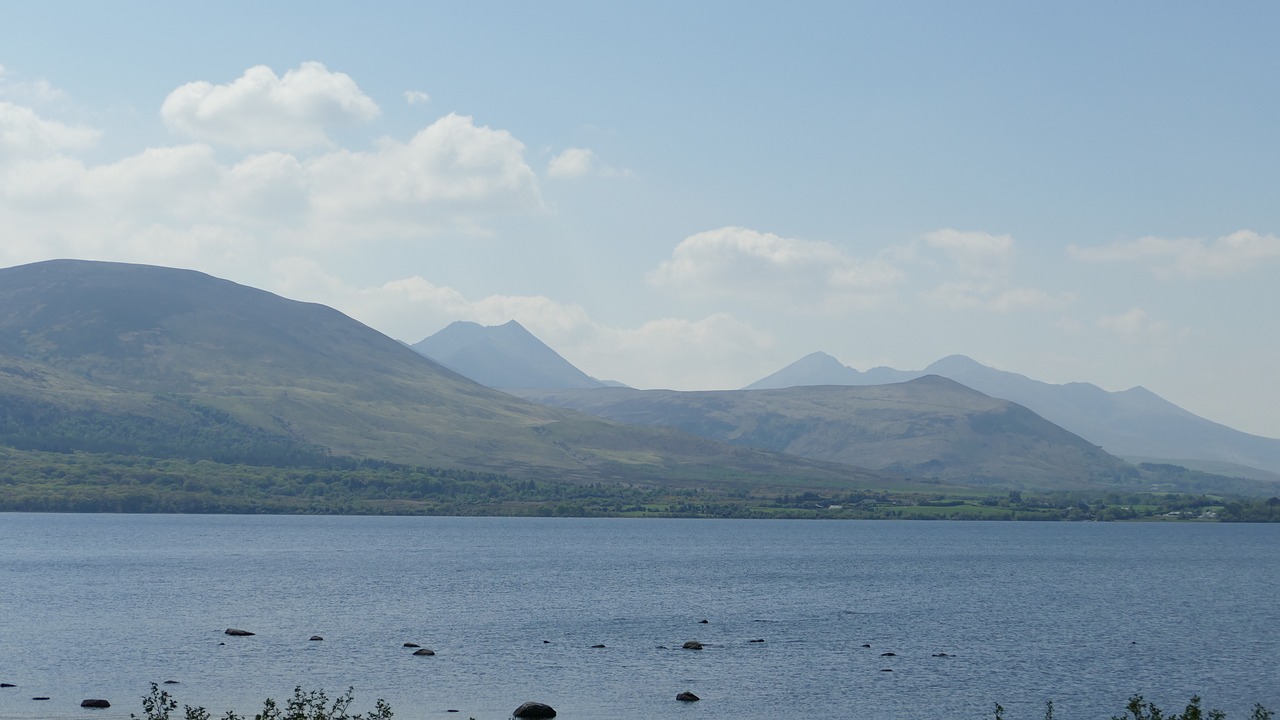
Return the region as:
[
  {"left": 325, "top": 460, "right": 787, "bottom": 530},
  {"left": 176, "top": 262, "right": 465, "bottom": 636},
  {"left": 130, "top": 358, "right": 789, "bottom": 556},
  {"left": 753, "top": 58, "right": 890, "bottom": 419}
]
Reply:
[{"left": 1, "top": 1, "right": 1278, "bottom": 438}]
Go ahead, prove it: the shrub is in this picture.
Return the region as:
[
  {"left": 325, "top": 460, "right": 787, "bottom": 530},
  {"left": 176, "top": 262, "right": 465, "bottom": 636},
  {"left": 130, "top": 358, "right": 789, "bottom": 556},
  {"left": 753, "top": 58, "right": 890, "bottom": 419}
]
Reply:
[{"left": 131, "top": 683, "right": 392, "bottom": 720}]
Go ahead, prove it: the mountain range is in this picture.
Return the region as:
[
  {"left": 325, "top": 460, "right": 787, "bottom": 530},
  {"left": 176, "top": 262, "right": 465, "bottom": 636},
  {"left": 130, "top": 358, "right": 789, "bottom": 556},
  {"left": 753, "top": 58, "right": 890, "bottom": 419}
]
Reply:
[
  {"left": 417, "top": 321, "right": 1280, "bottom": 483},
  {"left": 3, "top": 260, "right": 1274, "bottom": 499},
  {"left": 747, "top": 351, "right": 1280, "bottom": 480}
]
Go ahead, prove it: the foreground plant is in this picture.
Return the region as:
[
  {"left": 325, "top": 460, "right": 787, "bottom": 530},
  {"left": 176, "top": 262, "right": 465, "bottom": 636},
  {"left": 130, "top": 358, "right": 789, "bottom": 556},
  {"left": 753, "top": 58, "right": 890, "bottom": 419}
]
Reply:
[
  {"left": 132, "top": 683, "right": 393, "bottom": 720},
  {"left": 993, "top": 697, "right": 1273, "bottom": 720}
]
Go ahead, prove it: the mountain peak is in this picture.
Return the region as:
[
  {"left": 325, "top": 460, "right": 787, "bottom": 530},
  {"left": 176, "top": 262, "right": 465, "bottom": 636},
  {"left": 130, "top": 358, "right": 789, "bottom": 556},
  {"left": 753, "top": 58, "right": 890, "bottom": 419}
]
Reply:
[
  {"left": 413, "top": 320, "right": 604, "bottom": 390},
  {"left": 924, "top": 354, "right": 986, "bottom": 374}
]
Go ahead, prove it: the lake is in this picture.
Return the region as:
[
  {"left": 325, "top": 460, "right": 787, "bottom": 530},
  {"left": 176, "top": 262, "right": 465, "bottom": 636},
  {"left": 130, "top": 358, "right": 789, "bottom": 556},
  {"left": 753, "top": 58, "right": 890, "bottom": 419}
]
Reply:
[{"left": 0, "top": 515, "right": 1277, "bottom": 720}]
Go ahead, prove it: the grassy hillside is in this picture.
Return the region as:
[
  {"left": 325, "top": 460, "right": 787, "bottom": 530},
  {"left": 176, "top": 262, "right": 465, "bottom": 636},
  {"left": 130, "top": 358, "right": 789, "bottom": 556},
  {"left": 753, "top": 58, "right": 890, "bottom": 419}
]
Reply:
[{"left": 0, "top": 260, "right": 888, "bottom": 489}]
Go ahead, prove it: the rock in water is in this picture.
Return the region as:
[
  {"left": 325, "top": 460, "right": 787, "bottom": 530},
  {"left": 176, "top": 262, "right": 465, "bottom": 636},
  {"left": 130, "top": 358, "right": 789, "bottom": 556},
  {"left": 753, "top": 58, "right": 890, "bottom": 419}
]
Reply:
[
  {"left": 512, "top": 701, "right": 557, "bottom": 718},
  {"left": 310, "top": 636, "right": 324, "bottom": 641},
  {"left": 412, "top": 648, "right": 435, "bottom": 656},
  {"left": 682, "top": 640, "right": 703, "bottom": 650},
  {"left": 676, "top": 691, "right": 700, "bottom": 702},
  {"left": 403, "top": 642, "right": 420, "bottom": 648},
  {"left": 81, "top": 699, "right": 111, "bottom": 708},
  {"left": 224, "top": 628, "right": 255, "bottom": 636}
]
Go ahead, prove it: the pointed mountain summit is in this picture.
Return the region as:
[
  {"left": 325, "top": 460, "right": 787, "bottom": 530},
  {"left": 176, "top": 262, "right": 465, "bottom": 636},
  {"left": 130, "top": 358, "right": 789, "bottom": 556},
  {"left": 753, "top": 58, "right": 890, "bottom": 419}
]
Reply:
[
  {"left": 412, "top": 320, "right": 607, "bottom": 390},
  {"left": 744, "top": 352, "right": 914, "bottom": 389},
  {"left": 748, "top": 352, "right": 1280, "bottom": 478}
]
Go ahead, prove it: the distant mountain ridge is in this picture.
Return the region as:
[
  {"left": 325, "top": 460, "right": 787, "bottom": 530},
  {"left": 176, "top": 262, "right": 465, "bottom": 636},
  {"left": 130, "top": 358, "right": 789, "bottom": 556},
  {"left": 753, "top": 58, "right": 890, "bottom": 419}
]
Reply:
[
  {"left": 413, "top": 320, "right": 609, "bottom": 390},
  {"left": 518, "top": 377, "right": 1144, "bottom": 489},
  {"left": 748, "top": 352, "right": 1280, "bottom": 478}
]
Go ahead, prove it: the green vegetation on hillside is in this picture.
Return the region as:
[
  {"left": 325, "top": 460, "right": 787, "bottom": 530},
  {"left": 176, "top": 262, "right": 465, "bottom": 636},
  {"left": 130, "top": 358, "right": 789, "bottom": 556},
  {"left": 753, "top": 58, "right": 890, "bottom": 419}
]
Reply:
[{"left": 2, "top": 446, "right": 1274, "bottom": 521}]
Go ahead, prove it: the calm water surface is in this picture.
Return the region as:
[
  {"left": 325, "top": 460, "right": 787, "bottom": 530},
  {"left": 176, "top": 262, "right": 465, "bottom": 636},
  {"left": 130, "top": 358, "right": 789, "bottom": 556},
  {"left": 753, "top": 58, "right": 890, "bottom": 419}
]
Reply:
[{"left": 0, "top": 515, "right": 1277, "bottom": 720}]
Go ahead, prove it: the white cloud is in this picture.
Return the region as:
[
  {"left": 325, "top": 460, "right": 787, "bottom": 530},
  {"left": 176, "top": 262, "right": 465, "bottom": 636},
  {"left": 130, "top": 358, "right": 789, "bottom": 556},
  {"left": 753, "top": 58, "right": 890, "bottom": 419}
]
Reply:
[
  {"left": 650, "top": 226, "right": 901, "bottom": 312},
  {"left": 913, "top": 229, "right": 1071, "bottom": 313},
  {"left": 0, "top": 65, "right": 69, "bottom": 105},
  {"left": 547, "top": 147, "right": 596, "bottom": 178},
  {"left": 1097, "top": 307, "right": 1188, "bottom": 343},
  {"left": 160, "top": 62, "right": 380, "bottom": 150},
  {"left": 1069, "top": 230, "right": 1280, "bottom": 278},
  {"left": 0, "top": 108, "right": 543, "bottom": 270},
  {"left": 0, "top": 101, "right": 100, "bottom": 158},
  {"left": 927, "top": 282, "right": 1074, "bottom": 313},
  {"left": 924, "top": 228, "right": 1014, "bottom": 279},
  {"left": 546, "top": 146, "right": 629, "bottom": 179},
  {"left": 304, "top": 112, "right": 543, "bottom": 236},
  {"left": 404, "top": 90, "right": 431, "bottom": 105}
]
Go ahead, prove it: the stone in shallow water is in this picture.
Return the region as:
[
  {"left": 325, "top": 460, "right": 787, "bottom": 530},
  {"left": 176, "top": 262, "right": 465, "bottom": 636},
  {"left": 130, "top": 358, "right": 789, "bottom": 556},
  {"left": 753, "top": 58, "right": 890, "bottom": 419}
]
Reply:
[
  {"left": 224, "top": 628, "right": 255, "bottom": 636},
  {"left": 677, "top": 691, "right": 700, "bottom": 702},
  {"left": 412, "top": 648, "right": 435, "bottom": 656},
  {"left": 81, "top": 699, "right": 111, "bottom": 708},
  {"left": 682, "top": 640, "right": 703, "bottom": 650},
  {"left": 512, "top": 701, "right": 556, "bottom": 718}
]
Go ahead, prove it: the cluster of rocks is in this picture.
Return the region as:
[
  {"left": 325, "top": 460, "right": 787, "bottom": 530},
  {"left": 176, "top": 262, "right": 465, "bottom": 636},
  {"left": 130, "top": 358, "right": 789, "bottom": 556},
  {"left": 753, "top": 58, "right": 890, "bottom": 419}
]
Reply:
[{"left": 11, "top": 621, "right": 739, "bottom": 717}]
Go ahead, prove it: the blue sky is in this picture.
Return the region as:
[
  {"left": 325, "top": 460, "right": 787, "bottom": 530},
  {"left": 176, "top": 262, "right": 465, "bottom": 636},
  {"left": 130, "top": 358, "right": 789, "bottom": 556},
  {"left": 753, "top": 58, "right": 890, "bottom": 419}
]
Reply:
[{"left": 2, "top": 1, "right": 1278, "bottom": 438}]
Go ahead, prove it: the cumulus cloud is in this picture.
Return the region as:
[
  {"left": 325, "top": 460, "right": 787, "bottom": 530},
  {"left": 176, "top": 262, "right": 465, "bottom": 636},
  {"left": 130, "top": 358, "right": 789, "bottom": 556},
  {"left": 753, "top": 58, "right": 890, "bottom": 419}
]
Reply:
[
  {"left": 0, "top": 101, "right": 100, "bottom": 158},
  {"left": 0, "top": 104, "right": 542, "bottom": 271},
  {"left": 650, "top": 226, "right": 900, "bottom": 312},
  {"left": 161, "top": 62, "right": 380, "bottom": 150},
  {"left": 1069, "top": 230, "right": 1280, "bottom": 278},
  {"left": 304, "top": 112, "right": 543, "bottom": 235}
]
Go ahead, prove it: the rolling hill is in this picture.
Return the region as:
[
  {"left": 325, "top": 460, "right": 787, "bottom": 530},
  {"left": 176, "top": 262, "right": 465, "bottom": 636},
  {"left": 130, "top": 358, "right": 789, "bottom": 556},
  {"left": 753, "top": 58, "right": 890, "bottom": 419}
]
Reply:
[
  {"left": 518, "top": 378, "right": 1145, "bottom": 489},
  {"left": 0, "top": 259, "right": 885, "bottom": 489}
]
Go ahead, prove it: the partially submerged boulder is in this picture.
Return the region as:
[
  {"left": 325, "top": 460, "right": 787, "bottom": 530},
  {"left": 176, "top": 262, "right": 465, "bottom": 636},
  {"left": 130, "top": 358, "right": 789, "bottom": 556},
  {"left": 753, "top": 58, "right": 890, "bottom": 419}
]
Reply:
[
  {"left": 676, "top": 691, "right": 700, "bottom": 702},
  {"left": 681, "top": 640, "right": 703, "bottom": 650},
  {"left": 513, "top": 701, "right": 556, "bottom": 718},
  {"left": 412, "top": 648, "right": 435, "bottom": 656},
  {"left": 224, "top": 628, "right": 255, "bottom": 636},
  {"left": 309, "top": 636, "right": 324, "bottom": 641},
  {"left": 81, "top": 699, "right": 111, "bottom": 708}
]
